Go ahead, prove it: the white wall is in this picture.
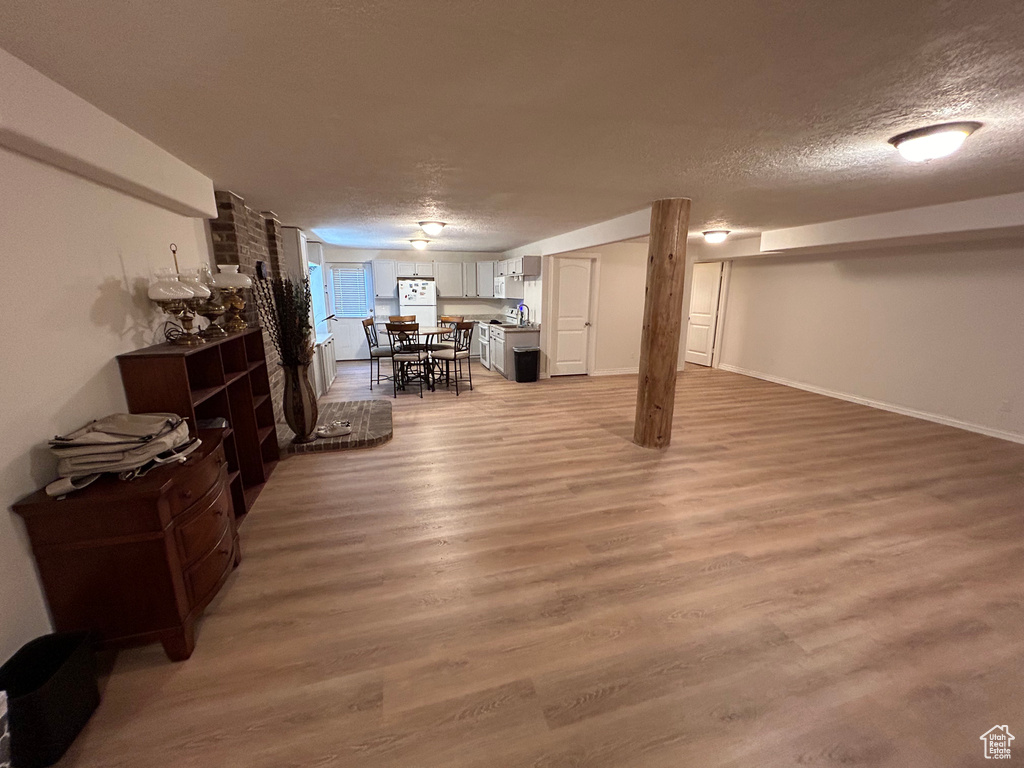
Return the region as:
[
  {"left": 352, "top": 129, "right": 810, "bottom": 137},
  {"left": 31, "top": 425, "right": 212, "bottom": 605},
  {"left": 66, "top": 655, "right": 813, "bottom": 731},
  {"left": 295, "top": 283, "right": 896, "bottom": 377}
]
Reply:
[
  {"left": 718, "top": 240, "right": 1024, "bottom": 442},
  {"left": 551, "top": 241, "right": 692, "bottom": 376},
  {"left": 0, "top": 146, "right": 211, "bottom": 661}
]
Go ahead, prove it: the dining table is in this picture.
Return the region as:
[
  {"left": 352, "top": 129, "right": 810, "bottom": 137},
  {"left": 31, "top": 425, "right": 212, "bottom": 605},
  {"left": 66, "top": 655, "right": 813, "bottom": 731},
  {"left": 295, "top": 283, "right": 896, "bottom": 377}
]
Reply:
[{"left": 407, "top": 326, "right": 454, "bottom": 392}]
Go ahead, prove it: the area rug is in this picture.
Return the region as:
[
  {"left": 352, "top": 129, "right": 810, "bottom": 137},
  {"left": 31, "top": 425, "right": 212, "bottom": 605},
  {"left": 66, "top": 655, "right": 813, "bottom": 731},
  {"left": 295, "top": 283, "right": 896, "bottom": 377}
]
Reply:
[{"left": 278, "top": 399, "right": 393, "bottom": 455}]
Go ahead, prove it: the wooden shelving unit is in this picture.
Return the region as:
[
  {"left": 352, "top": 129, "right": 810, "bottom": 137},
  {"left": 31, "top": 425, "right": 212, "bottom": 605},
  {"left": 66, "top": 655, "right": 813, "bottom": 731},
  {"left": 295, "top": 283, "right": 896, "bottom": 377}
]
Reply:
[{"left": 117, "top": 328, "right": 279, "bottom": 521}]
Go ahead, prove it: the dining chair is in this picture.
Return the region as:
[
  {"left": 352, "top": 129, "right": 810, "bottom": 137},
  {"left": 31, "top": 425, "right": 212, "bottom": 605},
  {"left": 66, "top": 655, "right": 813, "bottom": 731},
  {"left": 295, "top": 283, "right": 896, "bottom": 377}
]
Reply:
[
  {"left": 385, "top": 322, "right": 427, "bottom": 398},
  {"left": 389, "top": 315, "right": 416, "bottom": 323},
  {"left": 432, "top": 322, "right": 474, "bottom": 395},
  {"left": 437, "top": 315, "right": 464, "bottom": 349},
  {"left": 361, "top": 317, "right": 392, "bottom": 390}
]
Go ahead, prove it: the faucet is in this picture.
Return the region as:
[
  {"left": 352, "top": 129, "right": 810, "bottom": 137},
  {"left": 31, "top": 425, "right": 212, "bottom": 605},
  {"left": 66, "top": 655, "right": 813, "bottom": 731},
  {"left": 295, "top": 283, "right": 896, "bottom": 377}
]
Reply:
[{"left": 517, "top": 303, "right": 530, "bottom": 326}]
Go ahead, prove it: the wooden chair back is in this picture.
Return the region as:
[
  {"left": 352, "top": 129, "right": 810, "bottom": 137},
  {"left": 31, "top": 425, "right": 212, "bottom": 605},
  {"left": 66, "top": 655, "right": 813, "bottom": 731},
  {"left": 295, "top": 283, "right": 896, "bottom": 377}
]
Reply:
[
  {"left": 452, "top": 322, "right": 474, "bottom": 353},
  {"left": 439, "top": 315, "right": 464, "bottom": 328},
  {"left": 361, "top": 317, "right": 380, "bottom": 350},
  {"left": 389, "top": 315, "right": 415, "bottom": 323},
  {"left": 385, "top": 322, "right": 420, "bottom": 354}
]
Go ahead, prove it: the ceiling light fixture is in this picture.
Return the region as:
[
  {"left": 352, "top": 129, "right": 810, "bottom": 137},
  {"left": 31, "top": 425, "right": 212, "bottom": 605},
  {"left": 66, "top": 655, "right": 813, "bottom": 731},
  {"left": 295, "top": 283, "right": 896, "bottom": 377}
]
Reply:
[
  {"left": 409, "top": 236, "right": 430, "bottom": 250},
  {"left": 703, "top": 230, "right": 730, "bottom": 244},
  {"left": 888, "top": 121, "right": 982, "bottom": 162},
  {"left": 419, "top": 221, "right": 446, "bottom": 236}
]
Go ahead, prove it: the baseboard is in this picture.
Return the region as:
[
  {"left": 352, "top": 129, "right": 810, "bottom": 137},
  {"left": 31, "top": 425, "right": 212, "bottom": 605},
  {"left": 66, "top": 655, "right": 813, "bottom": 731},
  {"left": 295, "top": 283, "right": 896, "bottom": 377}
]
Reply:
[
  {"left": 591, "top": 364, "right": 688, "bottom": 377},
  {"left": 718, "top": 364, "right": 1024, "bottom": 445}
]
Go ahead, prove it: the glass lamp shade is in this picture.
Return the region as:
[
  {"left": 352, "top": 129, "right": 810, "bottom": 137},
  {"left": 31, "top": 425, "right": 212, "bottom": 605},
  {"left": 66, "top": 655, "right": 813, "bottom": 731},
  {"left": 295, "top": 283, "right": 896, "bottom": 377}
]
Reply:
[
  {"left": 178, "top": 269, "right": 211, "bottom": 299},
  {"left": 149, "top": 268, "right": 194, "bottom": 300},
  {"left": 213, "top": 264, "right": 253, "bottom": 289}
]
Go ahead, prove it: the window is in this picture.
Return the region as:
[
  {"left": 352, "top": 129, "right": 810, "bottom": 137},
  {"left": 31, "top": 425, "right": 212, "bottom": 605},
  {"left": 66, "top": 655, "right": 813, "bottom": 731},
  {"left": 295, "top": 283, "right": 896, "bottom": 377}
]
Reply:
[{"left": 331, "top": 264, "right": 372, "bottom": 318}]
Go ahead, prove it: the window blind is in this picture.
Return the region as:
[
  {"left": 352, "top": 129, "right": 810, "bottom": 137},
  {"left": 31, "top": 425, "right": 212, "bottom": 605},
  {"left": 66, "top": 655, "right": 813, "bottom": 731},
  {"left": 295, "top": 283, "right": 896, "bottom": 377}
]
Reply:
[{"left": 332, "top": 265, "right": 370, "bottom": 318}]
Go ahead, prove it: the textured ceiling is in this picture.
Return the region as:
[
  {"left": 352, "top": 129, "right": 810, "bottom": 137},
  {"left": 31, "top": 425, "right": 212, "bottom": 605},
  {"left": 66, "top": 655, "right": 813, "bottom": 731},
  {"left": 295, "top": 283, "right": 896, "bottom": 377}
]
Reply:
[{"left": 2, "top": 0, "right": 1023, "bottom": 251}]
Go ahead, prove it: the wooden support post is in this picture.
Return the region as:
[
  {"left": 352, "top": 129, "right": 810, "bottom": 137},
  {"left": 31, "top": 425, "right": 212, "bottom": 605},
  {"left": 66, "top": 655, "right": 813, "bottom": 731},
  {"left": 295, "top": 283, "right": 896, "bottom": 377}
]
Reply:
[{"left": 633, "top": 198, "right": 691, "bottom": 449}]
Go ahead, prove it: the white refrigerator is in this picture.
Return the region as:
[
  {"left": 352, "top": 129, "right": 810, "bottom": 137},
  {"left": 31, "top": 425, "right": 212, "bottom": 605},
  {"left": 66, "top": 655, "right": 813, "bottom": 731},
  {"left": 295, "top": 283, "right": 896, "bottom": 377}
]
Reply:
[{"left": 398, "top": 277, "right": 437, "bottom": 327}]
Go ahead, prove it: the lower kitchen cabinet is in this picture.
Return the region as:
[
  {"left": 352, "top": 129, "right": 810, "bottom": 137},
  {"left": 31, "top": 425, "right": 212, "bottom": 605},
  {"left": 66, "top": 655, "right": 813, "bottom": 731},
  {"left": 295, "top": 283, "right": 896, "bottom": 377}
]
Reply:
[{"left": 489, "top": 326, "right": 540, "bottom": 380}]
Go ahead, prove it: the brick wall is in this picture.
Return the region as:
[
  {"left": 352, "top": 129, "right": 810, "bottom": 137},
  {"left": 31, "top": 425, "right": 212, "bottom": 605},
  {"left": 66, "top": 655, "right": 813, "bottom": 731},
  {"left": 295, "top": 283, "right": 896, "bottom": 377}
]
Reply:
[{"left": 208, "top": 190, "right": 286, "bottom": 424}]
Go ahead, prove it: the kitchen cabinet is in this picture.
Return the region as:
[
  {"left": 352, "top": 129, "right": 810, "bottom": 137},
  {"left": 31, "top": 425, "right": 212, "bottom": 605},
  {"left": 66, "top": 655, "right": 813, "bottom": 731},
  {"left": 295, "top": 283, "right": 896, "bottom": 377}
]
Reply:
[
  {"left": 509, "top": 256, "right": 541, "bottom": 277},
  {"left": 496, "top": 259, "right": 508, "bottom": 277},
  {"left": 372, "top": 259, "right": 398, "bottom": 298},
  {"left": 435, "top": 261, "right": 463, "bottom": 298},
  {"left": 489, "top": 326, "right": 540, "bottom": 381},
  {"left": 281, "top": 226, "right": 309, "bottom": 280},
  {"left": 314, "top": 335, "right": 336, "bottom": 395},
  {"left": 491, "top": 327, "right": 506, "bottom": 376},
  {"left": 463, "top": 262, "right": 478, "bottom": 297},
  {"left": 397, "top": 262, "right": 434, "bottom": 277},
  {"left": 476, "top": 261, "right": 495, "bottom": 297}
]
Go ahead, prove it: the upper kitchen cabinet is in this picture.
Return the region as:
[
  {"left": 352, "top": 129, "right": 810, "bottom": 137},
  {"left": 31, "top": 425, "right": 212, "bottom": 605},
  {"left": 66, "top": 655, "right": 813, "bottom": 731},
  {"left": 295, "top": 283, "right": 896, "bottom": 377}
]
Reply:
[
  {"left": 435, "top": 261, "right": 464, "bottom": 298},
  {"left": 281, "top": 226, "right": 309, "bottom": 279},
  {"left": 476, "top": 261, "right": 495, "bottom": 297},
  {"left": 463, "top": 262, "right": 478, "bottom": 297},
  {"left": 508, "top": 256, "right": 541, "bottom": 277},
  {"left": 495, "top": 259, "right": 508, "bottom": 277},
  {"left": 397, "top": 262, "right": 434, "bottom": 277},
  {"left": 372, "top": 259, "right": 398, "bottom": 298}
]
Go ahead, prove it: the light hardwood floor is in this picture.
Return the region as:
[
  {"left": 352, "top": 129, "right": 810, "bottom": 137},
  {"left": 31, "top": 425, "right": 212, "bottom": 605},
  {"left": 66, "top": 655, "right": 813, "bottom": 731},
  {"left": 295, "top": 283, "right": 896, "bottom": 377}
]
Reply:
[{"left": 58, "top": 361, "right": 1024, "bottom": 767}]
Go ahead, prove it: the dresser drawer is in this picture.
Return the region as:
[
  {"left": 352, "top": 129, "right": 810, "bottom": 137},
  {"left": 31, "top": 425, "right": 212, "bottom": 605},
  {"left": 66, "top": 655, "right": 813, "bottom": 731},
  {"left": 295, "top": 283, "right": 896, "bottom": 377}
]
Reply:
[
  {"left": 168, "top": 445, "right": 227, "bottom": 520},
  {"left": 185, "top": 525, "right": 234, "bottom": 607},
  {"left": 175, "top": 479, "right": 231, "bottom": 567}
]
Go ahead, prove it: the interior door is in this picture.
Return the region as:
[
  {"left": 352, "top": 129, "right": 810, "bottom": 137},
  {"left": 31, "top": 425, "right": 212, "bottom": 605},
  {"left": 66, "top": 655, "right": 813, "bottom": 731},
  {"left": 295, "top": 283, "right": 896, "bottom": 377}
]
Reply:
[
  {"left": 551, "top": 258, "right": 592, "bottom": 376},
  {"left": 684, "top": 262, "right": 723, "bottom": 366}
]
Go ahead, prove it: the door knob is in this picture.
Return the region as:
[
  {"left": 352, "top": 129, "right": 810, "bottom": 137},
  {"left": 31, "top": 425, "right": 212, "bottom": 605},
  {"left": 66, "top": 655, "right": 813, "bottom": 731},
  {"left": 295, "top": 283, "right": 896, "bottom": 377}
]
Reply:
[{"left": 584, "top": 322, "right": 591, "bottom": 327}]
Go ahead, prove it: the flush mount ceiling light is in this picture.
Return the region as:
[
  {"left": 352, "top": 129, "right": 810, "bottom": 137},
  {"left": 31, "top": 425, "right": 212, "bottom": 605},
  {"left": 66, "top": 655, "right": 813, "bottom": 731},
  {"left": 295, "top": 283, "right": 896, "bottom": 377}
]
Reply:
[
  {"left": 418, "top": 221, "right": 446, "bottom": 236},
  {"left": 888, "top": 121, "right": 982, "bottom": 162},
  {"left": 409, "top": 236, "right": 430, "bottom": 250},
  {"left": 703, "top": 230, "right": 730, "bottom": 244}
]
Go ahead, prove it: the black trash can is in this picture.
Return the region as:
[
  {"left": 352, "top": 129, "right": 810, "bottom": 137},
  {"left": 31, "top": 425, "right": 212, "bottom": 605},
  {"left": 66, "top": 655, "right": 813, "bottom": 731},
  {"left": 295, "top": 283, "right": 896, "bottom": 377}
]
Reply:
[
  {"left": 513, "top": 346, "right": 541, "bottom": 383},
  {"left": 0, "top": 632, "right": 100, "bottom": 768}
]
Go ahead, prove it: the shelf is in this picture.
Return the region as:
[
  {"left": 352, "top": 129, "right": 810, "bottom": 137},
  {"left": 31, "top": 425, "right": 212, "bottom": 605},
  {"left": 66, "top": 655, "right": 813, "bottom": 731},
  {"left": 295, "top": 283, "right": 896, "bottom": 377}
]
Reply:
[
  {"left": 227, "top": 469, "right": 241, "bottom": 486},
  {"left": 248, "top": 360, "right": 266, "bottom": 372},
  {"left": 242, "top": 481, "right": 267, "bottom": 511},
  {"left": 257, "top": 426, "right": 275, "bottom": 444},
  {"left": 224, "top": 369, "right": 247, "bottom": 386},
  {"left": 254, "top": 394, "right": 270, "bottom": 409},
  {"left": 190, "top": 385, "right": 224, "bottom": 406}
]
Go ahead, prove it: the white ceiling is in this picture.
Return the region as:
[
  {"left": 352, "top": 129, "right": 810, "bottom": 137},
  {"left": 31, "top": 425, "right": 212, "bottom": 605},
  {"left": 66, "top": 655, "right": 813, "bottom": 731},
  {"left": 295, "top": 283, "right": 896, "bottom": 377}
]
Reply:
[{"left": 2, "top": 0, "right": 1022, "bottom": 252}]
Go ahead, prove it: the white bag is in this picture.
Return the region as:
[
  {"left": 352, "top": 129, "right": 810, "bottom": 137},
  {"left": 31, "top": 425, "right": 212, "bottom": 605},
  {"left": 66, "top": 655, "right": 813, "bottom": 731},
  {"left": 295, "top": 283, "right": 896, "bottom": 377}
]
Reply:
[{"left": 46, "top": 413, "right": 200, "bottom": 496}]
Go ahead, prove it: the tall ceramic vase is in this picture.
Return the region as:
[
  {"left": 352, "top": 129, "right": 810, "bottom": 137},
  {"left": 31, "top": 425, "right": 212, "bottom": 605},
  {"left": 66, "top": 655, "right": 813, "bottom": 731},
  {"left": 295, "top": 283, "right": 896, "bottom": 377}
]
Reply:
[{"left": 283, "top": 364, "right": 318, "bottom": 444}]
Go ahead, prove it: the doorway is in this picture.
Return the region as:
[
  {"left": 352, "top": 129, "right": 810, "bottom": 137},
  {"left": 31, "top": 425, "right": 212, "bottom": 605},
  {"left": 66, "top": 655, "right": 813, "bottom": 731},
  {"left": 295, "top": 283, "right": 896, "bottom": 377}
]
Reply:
[
  {"left": 548, "top": 256, "right": 597, "bottom": 376},
  {"left": 684, "top": 262, "right": 723, "bottom": 367}
]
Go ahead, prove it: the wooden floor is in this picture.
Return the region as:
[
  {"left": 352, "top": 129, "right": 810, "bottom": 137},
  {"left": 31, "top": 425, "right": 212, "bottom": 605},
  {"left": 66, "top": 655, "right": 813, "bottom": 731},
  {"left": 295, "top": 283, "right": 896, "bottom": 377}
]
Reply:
[{"left": 59, "top": 362, "right": 1024, "bottom": 767}]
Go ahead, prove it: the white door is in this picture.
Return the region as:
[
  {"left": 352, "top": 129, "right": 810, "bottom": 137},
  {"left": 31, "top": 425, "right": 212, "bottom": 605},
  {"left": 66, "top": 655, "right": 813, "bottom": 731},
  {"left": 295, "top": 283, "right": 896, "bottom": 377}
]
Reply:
[
  {"left": 329, "top": 263, "right": 375, "bottom": 360},
  {"left": 551, "top": 258, "right": 593, "bottom": 376},
  {"left": 684, "top": 262, "right": 723, "bottom": 366}
]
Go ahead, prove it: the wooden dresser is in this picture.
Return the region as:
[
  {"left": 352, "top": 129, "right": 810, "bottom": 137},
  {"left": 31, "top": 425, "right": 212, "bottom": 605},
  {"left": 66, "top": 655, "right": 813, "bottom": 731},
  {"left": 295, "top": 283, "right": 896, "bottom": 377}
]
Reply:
[{"left": 13, "top": 431, "right": 238, "bottom": 661}]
